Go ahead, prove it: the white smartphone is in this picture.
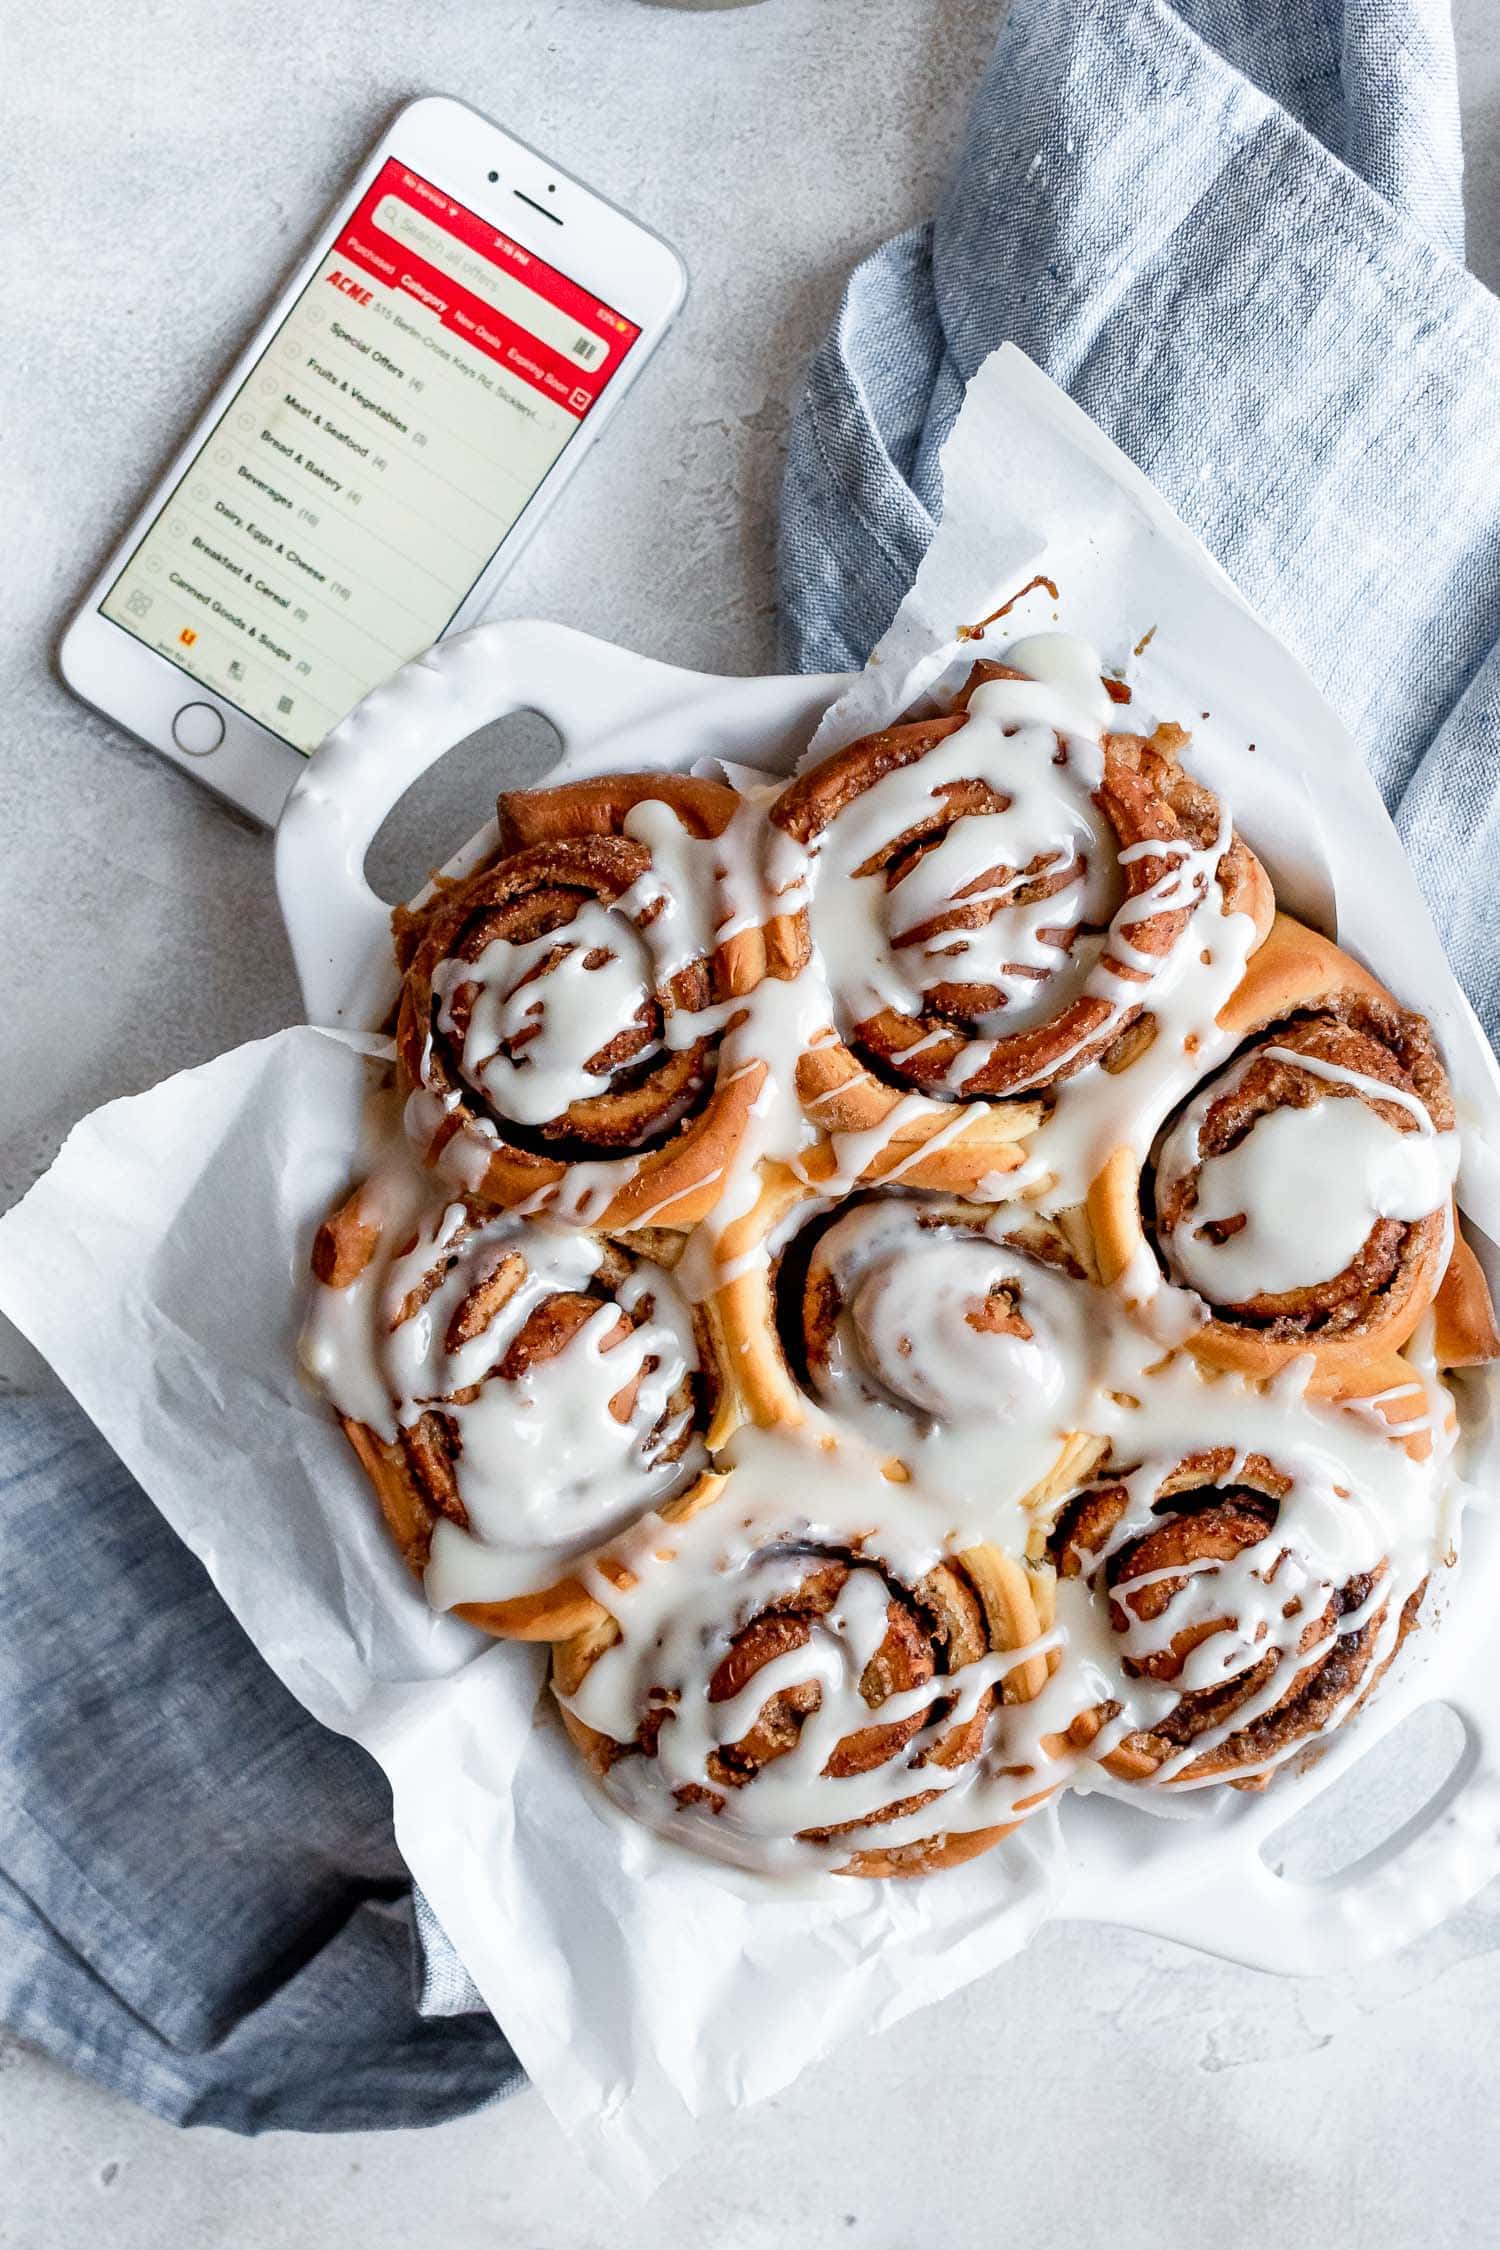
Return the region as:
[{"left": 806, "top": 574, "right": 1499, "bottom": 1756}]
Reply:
[{"left": 59, "top": 95, "right": 687, "bottom": 824}]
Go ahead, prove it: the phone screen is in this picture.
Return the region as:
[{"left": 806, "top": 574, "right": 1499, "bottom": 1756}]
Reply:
[{"left": 100, "top": 161, "right": 641, "bottom": 753}]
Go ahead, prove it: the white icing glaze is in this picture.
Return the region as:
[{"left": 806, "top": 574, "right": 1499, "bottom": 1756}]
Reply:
[
  {"left": 301, "top": 1154, "right": 705, "bottom": 1607},
  {"left": 1000, "top": 632, "right": 1117, "bottom": 727},
  {"left": 839, "top": 1234, "right": 1063, "bottom": 1421},
  {"left": 1156, "top": 1045, "right": 1457, "bottom": 1302},
  {"left": 1007, "top": 1331, "right": 1456, "bottom": 1794},
  {"left": 559, "top": 1425, "right": 1063, "bottom": 1874},
  {"left": 791, "top": 1195, "right": 1114, "bottom": 1525},
  {"left": 1008, "top": 884, "right": 1262, "bottom": 1214},
  {"left": 748, "top": 636, "right": 1266, "bottom": 1222},
  {"left": 555, "top": 1298, "right": 1457, "bottom": 1865},
  {"left": 410, "top": 638, "right": 1258, "bottom": 1239},
  {"left": 768, "top": 638, "right": 1247, "bottom": 1136},
  {"left": 414, "top": 791, "right": 759, "bottom": 1152},
  {"left": 434, "top": 899, "right": 660, "bottom": 1129},
  {"left": 784, "top": 671, "right": 1120, "bottom": 1077}
]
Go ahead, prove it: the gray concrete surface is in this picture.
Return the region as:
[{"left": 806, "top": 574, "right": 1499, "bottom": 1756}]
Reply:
[{"left": 2, "top": 1, "right": 1499, "bottom": 2242}]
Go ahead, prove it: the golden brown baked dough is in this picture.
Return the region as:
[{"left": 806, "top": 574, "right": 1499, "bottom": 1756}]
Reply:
[
  {"left": 553, "top": 1484, "right": 1053, "bottom": 1879},
  {"left": 311, "top": 1178, "right": 721, "bottom": 1639},
  {"left": 1047, "top": 1449, "right": 1422, "bottom": 1790},
  {"left": 395, "top": 773, "right": 770, "bottom": 1230},
  {"left": 1089, "top": 913, "right": 1499, "bottom": 1394},
  {"left": 764, "top": 663, "right": 1273, "bottom": 1192}
]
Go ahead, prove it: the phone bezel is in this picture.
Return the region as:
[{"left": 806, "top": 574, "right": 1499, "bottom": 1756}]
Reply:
[{"left": 58, "top": 94, "right": 688, "bottom": 826}]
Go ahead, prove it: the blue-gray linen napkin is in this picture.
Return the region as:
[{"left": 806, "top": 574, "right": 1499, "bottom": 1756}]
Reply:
[{"left": 4, "top": 0, "right": 1494, "bottom": 2133}]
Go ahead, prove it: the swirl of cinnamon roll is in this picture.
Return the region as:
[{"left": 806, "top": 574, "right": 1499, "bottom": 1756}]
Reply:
[
  {"left": 1089, "top": 915, "right": 1498, "bottom": 1387},
  {"left": 553, "top": 1458, "right": 1057, "bottom": 1877},
  {"left": 797, "top": 1196, "right": 1087, "bottom": 1426},
  {"left": 1046, "top": 1447, "right": 1422, "bottom": 1789},
  {"left": 395, "top": 773, "right": 767, "bottom": 1230},
  {"left": 765, "top": 645, "right": 1271, "bottom": 1191},
  {"left": 302, "top": 1162, "right": 716, "bottom": 1637},
  {"left": 714, "top": 1190, "right": 1110, "bottom": 1511}
]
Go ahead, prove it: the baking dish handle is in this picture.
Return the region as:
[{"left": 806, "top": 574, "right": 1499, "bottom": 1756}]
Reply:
[
  {"left": 1062, "top": 1698, "right": 1500, "bottom": 1975},
  {"left": 275, "top": 617, "right": 839, "bottom": 1031},
  {"left": 276, "top": 620, "right": 636, "bottom": 1027}
]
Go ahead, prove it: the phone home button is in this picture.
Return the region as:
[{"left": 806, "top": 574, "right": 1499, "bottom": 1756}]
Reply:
[{"left": 172, "top": 701, "right": 225, "bottom": 757}]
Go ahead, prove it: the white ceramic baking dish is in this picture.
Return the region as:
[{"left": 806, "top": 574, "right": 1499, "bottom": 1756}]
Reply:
[{"left": 275, "top": 615, "right": 1500, "bottom": 1978}]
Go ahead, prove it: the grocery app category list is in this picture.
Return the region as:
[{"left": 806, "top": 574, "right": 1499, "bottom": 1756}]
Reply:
[{"left": 103, "top": 162, "right": 635, "bottom": 753}]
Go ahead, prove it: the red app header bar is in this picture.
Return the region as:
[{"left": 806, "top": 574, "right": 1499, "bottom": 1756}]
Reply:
[{"left": 332, "top": 161, "right": 640, "bottom": 420}]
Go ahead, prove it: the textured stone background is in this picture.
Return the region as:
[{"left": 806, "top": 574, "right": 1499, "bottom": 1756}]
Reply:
[{"left": 3, "top": 2, "right": 1499, "bottom": 2240}]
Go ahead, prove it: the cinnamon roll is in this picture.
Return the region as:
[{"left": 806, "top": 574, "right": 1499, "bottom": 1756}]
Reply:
[
  {"left": 1046, "top": 1447, "right": 1421, "bottom": 1789},
  {"left": 715, "top": 1185, "right": 1107, "bottom": 1515},
  {"left": 1089, "top": 914, "right": 1499, "bottom": 1387},
  {"left": 395, "top": 773, "right": 767, "bottom": 1230},
  {"left": 302, "top": 1163, "right": 718, "bottom": 1637},
  {"left": 766, "top": 645, "right": 1272, "bottom": 1192},
  {"left": 552, "top": 1450, "right": 1058, "bottom": 1877}
]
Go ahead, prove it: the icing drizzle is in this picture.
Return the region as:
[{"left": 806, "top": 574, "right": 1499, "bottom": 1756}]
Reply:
[
  {"left": 1156, "top": 1044, "right": 1457, "bottom": 1302},
  {"left": 302, "top": 1159, "right": 706, "bottom": 1608}
]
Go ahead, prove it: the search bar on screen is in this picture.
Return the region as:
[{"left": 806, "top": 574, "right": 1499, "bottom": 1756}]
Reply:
[{"left": 372, "top": 196, "right": 611, "bottom": 369}]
